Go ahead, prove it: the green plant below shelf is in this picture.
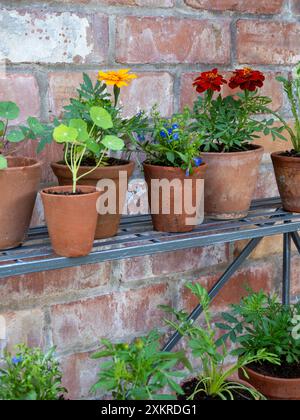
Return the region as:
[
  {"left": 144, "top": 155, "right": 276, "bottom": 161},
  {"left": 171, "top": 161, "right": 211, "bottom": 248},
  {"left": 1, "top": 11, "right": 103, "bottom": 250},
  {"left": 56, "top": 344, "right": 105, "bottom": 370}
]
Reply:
[
  {"left": 161, "top": 283, "right": 279, "bottom": 400},
  {"left": 0, "top": 344, "right": 66, "bottom": 400},
  {"left": 53, "top": 106, "right": 125, "bottom": 193},
  {"left": 91, "top": 330, "right": 191, "bottom": 400}
]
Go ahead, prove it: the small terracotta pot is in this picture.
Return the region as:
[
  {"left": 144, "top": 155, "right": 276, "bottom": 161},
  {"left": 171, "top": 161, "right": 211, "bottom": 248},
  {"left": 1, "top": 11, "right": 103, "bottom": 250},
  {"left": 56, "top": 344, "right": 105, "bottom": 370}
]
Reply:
[
  {"left": 202, "top": 145, "right": 264, "bottom": 220},
  {"left": 41, "top": 186, "right": 101, "bottom": 258},
  {"left": 143, "top": 163, "right": 207, "bottom": 233},
  {"left": 239, "top": 366, "right": 300, "bottom": 400},
  {"left": 271, "top": 151, "right": 300, "bottom": 212},
  {"left": 0, "top": 157, "right": 41, "bottom": 250},
  {"left": 51, "top": 160, "right": 135, "bottom": 239}
]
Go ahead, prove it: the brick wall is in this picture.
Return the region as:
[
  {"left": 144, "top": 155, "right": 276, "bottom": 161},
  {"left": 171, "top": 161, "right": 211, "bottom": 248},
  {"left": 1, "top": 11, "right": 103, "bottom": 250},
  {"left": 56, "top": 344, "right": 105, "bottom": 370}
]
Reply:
[{"left": 1, "top": 0, "right": 300, "bottom": 399}]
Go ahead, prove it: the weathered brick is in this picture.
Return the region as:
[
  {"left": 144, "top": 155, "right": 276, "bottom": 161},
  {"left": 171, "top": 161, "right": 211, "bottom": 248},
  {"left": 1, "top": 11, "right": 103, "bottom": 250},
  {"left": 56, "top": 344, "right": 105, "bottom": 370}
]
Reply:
[
  {"left": 0, "top": 308, "right": 45, "bottom": 352},
  {"left": 237, "top": 20, "right": 300, "bottom": 65},
  {"left": 185, "top": 0, "right": 284, "bottom": 14},
  {"left": 48, "top": 71, "right": 173, "bottom": 118},
  {"left": 0, "top": 263, "right": 111, "bottom": 310},
  {"left": 59, "top": 351, "right": 100, "bottom": 400},
  {"left": 0, "top": 74, "right": 40, "bottom": 123},
  {"left": 234, "top": 236, "right": 283, "bottom": 260},
  {"left": 50, "top": 283, "right": 170, "bottom": 351},
  {"left": 152, "top": 245, "right": 229, "bottom": 276},
  {"left": 58, "top": 0, "right": 174, "bottom": 5},
  {"left": 117, "top": 256, "right": 152, "bottom": 283},
  {"left": 254, "top": 163, "right": 279, "bottom": 199},
  {"left": 0, "top": 9, "right": 108, "bottom": 64},
  {"left": 292, "top": 0, "right": 300, "bottom": 15},
  {"left": 180, "top": 72, "right": 283, "bottom": 112},
  {"left": 180, "top": 262, "right": 274, "bottom": 312},
  {"left": 116, "top": 17, "right": 231, "bottom": 64},
  {"left": 254, "top": 121, "right": 294, "bottom": 155},
  {"left": 292, "top": 255, "right": 300, "bottom": 296}
]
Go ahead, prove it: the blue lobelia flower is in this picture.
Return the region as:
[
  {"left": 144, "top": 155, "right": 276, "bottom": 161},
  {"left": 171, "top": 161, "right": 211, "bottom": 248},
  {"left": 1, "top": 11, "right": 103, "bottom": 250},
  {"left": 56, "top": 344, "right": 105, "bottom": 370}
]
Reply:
[
  {"left": 193, "top": 157, "right": 203, "bottom": 167},
  {"left": 167, "top": 128, "right": 173, "bottom": 135},
  {"left": 160, "top": 130, "right": 167, "bottom": 138},
  {"left": 172, "top": 132, "right": 180, "bottom": 141},
  {"left": 172, "top": 124, "right": 179, "bottom": 130},
  {"left": 12, "top": 356, "right": 23, "bottom": 365}
]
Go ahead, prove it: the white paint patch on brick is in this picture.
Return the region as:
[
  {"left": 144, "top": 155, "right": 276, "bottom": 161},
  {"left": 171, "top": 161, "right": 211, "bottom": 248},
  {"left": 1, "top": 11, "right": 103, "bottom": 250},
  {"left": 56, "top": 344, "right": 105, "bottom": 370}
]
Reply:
[{"left": 0, "top": 9, "right": 94, "bottom": 64}]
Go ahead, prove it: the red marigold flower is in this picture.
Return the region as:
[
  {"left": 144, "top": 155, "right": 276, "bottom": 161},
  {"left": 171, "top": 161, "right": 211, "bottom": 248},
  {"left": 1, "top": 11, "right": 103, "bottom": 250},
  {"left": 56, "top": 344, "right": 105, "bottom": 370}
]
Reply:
[
  {"left": 229, "top": 68, "right": 265, "bottom": 91},
  {"left": 193, "top": 68, "right": 227, "bottom": 94}
]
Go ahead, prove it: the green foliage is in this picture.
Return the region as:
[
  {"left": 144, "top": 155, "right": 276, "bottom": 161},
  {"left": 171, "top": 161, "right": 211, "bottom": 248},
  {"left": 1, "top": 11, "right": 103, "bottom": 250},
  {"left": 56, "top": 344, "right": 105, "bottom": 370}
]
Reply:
[
  {"left": 53, "top": 106, "right": 124, "bottom": 192},
  {"left": 136, "top": 107, "right": 204, "bottom": 174},
  {"left": 217, "top": 290, "right": 300, "bottom": 364},
  {"left": 191, "top": 90, "right": 286, "bottom": 152},
  {"left": 162, "top": 283, "right": 279, "bottom": 400},
  {"left": 91, "top": 331, "right": 191, "bottom": 400},
  {"left": 0, "top": 344, "right": 66, "bottom": 400},
  {"left": 276, "top": 63, "right": 300, "bottom": 152}
]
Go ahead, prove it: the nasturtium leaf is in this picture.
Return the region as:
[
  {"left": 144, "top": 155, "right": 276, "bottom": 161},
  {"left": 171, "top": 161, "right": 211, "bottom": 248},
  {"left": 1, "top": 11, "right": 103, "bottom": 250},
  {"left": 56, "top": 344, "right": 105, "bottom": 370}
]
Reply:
[
  {"left": 27, "top": 117, "right": 45, "bottom": 136},
  {"left": 0, "top": 155, "right": 7, "bottom": 169},
  {"left": 69, "top": 119, "right": 89, "bottom": 142},
  {"left": 90, "top": 107, "right": 113, "bottom": 130},
  {"left": 53, "top": 124, "right": 78, "bottom": 144},
  {"left": 6, "top": 130, "right": 25, "bottom": 143},
  {"left": 0, "top": 102, "right": 20, "bottom": 120},
  {"left": 101, "top": 135, "right": 124, "bottom": 151},
  {"left": 86, "top": 139, "right": 100, "bottom": 154}
]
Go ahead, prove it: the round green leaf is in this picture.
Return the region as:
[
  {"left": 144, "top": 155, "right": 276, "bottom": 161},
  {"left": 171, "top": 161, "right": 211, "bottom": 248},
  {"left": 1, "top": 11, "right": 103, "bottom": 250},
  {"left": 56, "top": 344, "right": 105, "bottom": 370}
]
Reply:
[
  {"left": 0, "top": 102, "right": 20, "bottom": 120},
  {"left": 69, "top": 119, "right": 89, "bottom": 142},
  {"left": 27, "top": 117, "right": 45, "bottom": 136},
  {"left": 86, "top": 139, "right": 101, "bottom": 154},
  {"left": 101, "top": 135, "right": 124, "bottom": 151},
  {"left": 0, "top": 155, "right": 7, "bottom": 169},
  {"left": 6, "top": 130, "right": 25, "bottom": 143},
  {"left": 90, "top": 107, "right": 113, "bottom": 130},
  {"left": 53, "top": 124, "right": 78, "bottom": 144}
]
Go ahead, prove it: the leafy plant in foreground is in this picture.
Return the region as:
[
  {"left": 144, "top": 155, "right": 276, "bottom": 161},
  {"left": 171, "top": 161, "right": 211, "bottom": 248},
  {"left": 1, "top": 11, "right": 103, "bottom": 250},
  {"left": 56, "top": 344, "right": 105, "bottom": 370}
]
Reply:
[
  {"left": 0, "top": 344, "right": 66, "bottom": 400},
  {"left": 91, "top": 330, "right": 191, "bottom": 400},
  {"left": 162, "top": 283, "right": 279, "bottom": 400},
  {"left": 217, "top": 290, "right": 300, "bottom": 365}
]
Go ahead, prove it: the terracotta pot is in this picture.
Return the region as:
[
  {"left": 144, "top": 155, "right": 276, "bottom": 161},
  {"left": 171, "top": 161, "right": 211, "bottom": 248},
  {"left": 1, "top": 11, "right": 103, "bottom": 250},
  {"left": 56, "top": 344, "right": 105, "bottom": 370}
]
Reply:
[
  {"left": 0, "top": 157, "right": 41, "bottom": 250},
  {"left": 271, "top": 151, "right": 300, "bottom": 212},
  {"left": 51, "top": 160, "right": 135, "bottom": 239},
  {"left": 41, "top": 186, "right": 101, "bottom": 258},
  {"left": 202, "top": 145, "right": 264, "bottom": 220},
  {"left": 239, "top": 366, "right": 300, "bottom": 400},
  {"left": 143, "top": 163, "right": 207, "bottom": 233}
]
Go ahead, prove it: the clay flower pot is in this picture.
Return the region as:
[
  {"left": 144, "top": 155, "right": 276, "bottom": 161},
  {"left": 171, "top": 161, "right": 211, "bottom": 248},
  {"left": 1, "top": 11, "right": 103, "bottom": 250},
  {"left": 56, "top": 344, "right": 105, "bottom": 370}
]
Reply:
[
  {"left": 41, "top": 186, "right": 101, "bottom": 258},
  {"left": 202, "top": 145, "right": 264, "bottom": 219},
  {"left": 271, "top": 151, "right": 300, "bottom": 212},
  {"left": 51, "top": 160, "right": 135, "bottom": 239},
  {"left": 0, "top": 157, "right": 41, "bottom": 250},
  {"left": 240, "top": 366, "right": 300, "bottom": 400},
  {"left": 143, "top": 163, "right": 207, "bottom": 233}
]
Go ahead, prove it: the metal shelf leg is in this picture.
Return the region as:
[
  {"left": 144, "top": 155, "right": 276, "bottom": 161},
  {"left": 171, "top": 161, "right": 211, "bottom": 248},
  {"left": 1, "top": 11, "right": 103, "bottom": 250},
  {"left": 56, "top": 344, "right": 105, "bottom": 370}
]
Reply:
[
  {"left": 162, "top": 236, "right": 263, "bottom": 352},
  {"left": 283, "top": 233, "right": 291, "bottom": 306}
]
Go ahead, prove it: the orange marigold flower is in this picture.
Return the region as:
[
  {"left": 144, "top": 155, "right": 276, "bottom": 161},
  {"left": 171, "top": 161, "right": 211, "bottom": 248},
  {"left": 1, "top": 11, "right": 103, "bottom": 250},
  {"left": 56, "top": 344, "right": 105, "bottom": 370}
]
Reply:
[
  {"left": 229, "top": 68, "right": 265, "bottom": 91},
  {"left": 98, "top": 69, "right": 137, "bottom": 88},
  {"left": 193, "top": 68, "right": 227, "bottom": 94}
]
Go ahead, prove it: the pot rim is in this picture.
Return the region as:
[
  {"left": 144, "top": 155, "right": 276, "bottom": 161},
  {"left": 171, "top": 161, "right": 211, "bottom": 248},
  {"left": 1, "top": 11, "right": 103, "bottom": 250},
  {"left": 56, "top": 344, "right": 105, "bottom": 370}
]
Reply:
[
  {"left": 201, "top": 144, "right": 264, "bottom": 156},
  {"left": 271, "top": 151, "right": 300, "bottom": 161},
  {"left": 41, "top": 185, "right": 100, "bottom": 198},
  {"left": 244, "top": 365, "right": 300, "bottom": 384},
  {"left": 1, "top": 156, "right": 41, "bottom": 171},
  {"left": 51, "top": 159, "right": 135, "bottom": 172},
  {"left": 143, "top": 162, "right": 207, "bottom": 171}
]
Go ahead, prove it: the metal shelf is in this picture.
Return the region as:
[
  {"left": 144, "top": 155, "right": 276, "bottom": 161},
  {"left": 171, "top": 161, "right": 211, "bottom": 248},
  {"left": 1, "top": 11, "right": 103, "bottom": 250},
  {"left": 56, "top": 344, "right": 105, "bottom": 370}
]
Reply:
[{"left": 1, "top": 197, "right": 300, "bottom": 279}]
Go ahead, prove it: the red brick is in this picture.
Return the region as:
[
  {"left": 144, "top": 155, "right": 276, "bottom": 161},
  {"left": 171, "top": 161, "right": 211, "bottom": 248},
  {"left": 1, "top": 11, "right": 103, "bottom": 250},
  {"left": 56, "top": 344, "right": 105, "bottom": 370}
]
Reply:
[
  {"left": 59, "top": 0, "right": 174, "bottom": 5},
  {"left": 50, "top": 283, "right": 170, "bottom": 351},
  {"left": 116, "top": 17, "right": 231, "bottom": 64},
  {"left": 292, "top": 255, "right": 300, "bottom": 297},
  {"left": 180, "top": 72, "right": 283, "bottom": 112},
  {"left": 0, "top": 264, "right": 111, "bottom": 310},
  {"left": 185, "top": 0, "right": 284, "bottom": 14},
  {"left": 180, "top": 262, "right": 274, "bottom": 312},
  {"left": 237, "top": 20, "right": 300, "bottom": 65},
  {"left": 152, "top": 245, "right": 229, "bottom": 276},
  {"left": 59, "top": 352, "right": 100, "bottom": 400},
  {"left": 254, "top": 163, "right": 279, "bottom": 200},
  {"left": 0, "top": 308, "right": 45, "bottom": 352},
  {"left": 0, "top": 74, "right": 40, "bottom": 124},
  {"left": 118, "top": 256, "right": 152, "bottom": 283}
]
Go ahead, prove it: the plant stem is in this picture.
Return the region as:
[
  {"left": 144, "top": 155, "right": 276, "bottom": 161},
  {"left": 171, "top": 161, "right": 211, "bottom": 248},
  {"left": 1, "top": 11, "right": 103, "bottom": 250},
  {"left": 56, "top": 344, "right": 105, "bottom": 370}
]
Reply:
[{"left": 114, "top": 85, "right": 120, "bottom": 107}]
